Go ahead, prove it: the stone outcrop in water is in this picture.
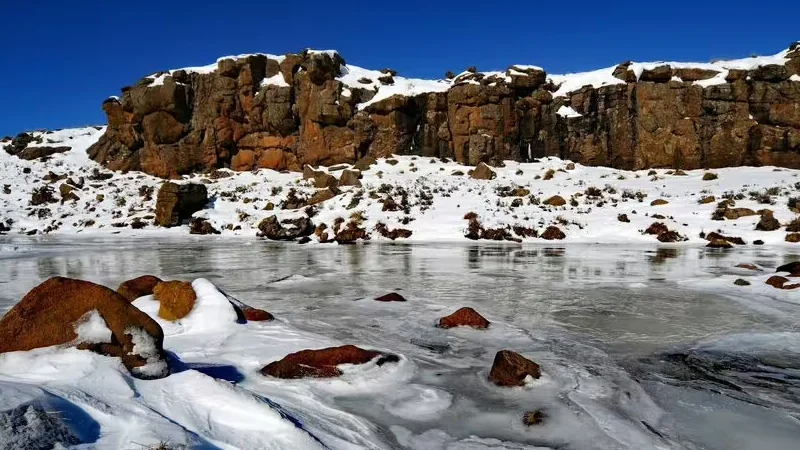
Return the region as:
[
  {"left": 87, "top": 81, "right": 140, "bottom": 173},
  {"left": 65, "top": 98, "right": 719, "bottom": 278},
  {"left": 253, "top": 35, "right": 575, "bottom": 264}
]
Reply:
[
  {"left": 86, "top": 43, "right": 800, "bottom": 178},
  {"left": 260, "top": 345, "right": 398, "bottom": 379}
]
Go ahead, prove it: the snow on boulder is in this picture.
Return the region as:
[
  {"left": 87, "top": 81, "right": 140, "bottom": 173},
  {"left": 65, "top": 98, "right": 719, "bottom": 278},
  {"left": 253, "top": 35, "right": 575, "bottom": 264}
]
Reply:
[
  {"left": 134, "top": 278, "right": 239, "bottom": 334},
  {"left": 153, "top": 281, "right": 197, "bottom": 321},
  {"left": 438, "top": 307, "right": 490, "bottom": 329},
  {"left": 488, "top": 350, "right": 541, "bottom": 387},
  {"left": 117, "top": 275, "right": 163, "bottom": 302},
  {"left": 0, "top": 277, "right": 168, "bottom": 379},
  {"left": 260, "top": 345, "right": 399, "bottom": 379}
]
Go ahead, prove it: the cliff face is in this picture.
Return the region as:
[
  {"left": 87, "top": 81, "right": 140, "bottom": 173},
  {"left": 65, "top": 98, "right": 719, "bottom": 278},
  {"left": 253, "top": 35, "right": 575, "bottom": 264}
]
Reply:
[{"left": 88, "top": 44, "right": 800, "bottom": 178}]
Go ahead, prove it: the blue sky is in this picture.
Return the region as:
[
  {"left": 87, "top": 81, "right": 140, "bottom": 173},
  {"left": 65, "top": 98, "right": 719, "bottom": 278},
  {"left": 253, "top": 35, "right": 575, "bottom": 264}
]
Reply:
[{"left": 1, "top": 0, "right": 797, "bottom": 136}]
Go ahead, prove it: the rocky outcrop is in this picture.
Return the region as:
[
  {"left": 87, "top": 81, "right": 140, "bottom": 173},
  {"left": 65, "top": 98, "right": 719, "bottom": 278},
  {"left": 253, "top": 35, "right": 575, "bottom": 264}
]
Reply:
[
  {"left": 88, "top": 43, "right": 800, "bottom": 177},
  {"left": 154, "top": 182, "right": 208, "bottom": 227},
  {"left": 0, "top": 277, "right": 168, "bottom": 379}
]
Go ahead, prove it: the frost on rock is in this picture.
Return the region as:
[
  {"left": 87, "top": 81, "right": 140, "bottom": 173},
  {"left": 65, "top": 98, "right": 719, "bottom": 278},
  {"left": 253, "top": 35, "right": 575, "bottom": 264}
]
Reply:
[
  {"left": 72, "top": 310, "right": 112, "bottom": 345},
  {"left": 126, "top": 326, "right": 169, "bottom": 379}
]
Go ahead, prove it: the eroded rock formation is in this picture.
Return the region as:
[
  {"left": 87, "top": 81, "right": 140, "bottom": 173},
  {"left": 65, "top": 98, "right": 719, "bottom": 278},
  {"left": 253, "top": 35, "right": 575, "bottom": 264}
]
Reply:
[{"left": 88, "top": 43, "right": 800, "bottom": 177}]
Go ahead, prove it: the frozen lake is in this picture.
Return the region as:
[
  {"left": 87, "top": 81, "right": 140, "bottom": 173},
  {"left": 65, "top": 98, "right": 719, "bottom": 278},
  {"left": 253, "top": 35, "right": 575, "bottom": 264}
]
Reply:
[{"left": 1, "top": 237, "right": 800, "bottom": 449}]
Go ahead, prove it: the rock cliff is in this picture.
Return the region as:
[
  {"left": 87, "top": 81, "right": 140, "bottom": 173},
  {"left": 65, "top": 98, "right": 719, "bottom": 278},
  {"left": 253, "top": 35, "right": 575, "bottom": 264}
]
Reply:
[{"left": 88, "top": 43, "right": 800, "bottom": 177}]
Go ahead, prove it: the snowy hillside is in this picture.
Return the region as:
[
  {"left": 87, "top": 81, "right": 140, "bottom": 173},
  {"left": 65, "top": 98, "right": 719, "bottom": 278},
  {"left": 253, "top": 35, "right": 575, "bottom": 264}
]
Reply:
[{"left": 3, "top": 126, "right": 800, "bottom": 246}]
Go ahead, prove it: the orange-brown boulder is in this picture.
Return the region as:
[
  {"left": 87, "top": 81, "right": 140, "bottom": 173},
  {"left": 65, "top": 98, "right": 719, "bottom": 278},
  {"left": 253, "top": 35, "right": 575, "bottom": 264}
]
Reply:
[
  {"left": 438, "top": 307, "right": 490, "bottom": 329},
  {"left": 260, "top": 345, "right": 399, "bottom": 379},
  {"left": 543, "top": 195, "right": 566, "bottom": 207},
  {"left": 650, "top": 199, "right": 669, "bottom": 206},
  {"left": 488, "top": 350, "right": 541, "bottom": 387},
  {"left": 375, "top": 292, "right": 406, "bottom": 302},
  {"left": 153, "top": 281, "right": 197, "bottom": 321},
  {"left": 736, "top": 263, "right": 761, "bottom": 271},
  {"left": 541, "top": 226, "right": 565, "bottom": 240},
  {"left": 117, "top": 275, "right": 163, "bottom": 302},
  {"left": 0, "top": 277, "right": 167, "bottom": 378}
]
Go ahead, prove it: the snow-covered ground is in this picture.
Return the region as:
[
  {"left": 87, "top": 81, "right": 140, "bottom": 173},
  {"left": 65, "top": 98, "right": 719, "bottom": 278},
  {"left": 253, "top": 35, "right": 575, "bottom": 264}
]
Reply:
[{"left": 2, "top": 126, "right": 800, "bottom": 246}]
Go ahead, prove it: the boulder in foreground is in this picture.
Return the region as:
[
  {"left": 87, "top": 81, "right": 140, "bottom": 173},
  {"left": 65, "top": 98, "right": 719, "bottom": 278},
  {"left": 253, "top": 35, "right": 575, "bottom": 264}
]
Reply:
[
  {"left": 488, "top": 350, "right": 541, "bottom": 387},
  {"left": 154, "top": 281, "right": 197, "bottom": 320},
  {"left": 260, "top": 345, "right": 399, "bottom": 379},
  {"left": 117, "top": 275, "right": 163, "bottom": 302},
  {"left": 438, "top": 307, "right": 490, "bottom": 329},
  {"left": 0, "top": 277, "right": 168, "bottom": 379}
]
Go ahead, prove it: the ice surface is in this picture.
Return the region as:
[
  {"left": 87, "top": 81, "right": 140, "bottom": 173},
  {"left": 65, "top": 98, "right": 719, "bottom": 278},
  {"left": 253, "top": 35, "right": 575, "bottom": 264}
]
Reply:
[{"left": 1, "top": 241, "right": 799, "bottom": 449}]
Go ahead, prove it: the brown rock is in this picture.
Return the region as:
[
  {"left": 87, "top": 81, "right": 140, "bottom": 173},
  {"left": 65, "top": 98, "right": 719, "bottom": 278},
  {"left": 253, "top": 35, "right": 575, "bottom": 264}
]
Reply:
[
  {"left": 15, "top": 146, "right": 71, "bottom": 160},
  {"left": 0, "top": 277, "right": 167, "bottom": 378},
  {"left": 488, "top": 350, "right": 541, "bottom": 387},
  {"left": 657, "top": 230, "right": 685, "bottom": 242},
  {"left": 438, "top": 307, "right": 490, "bottom": 329},
  {"left": 699, "top": 196, "right": 716, "bottom": 204},
  {"left": 707, "top": 238, "right": 733, "bottom": 249},
  {"left": 541, "top": 226, "right": 565, "bottom": 240},
  {"left": 154, "top": 182, "right": 208, "bottom": 227},
  {"left": 339, "top": 169, "right": 362, "bottom": 187},
  {"left": 617, "top": 214, "right": 630, "bottom": 223},
  {"left": 724, "top": 208, "right": 757, "bottom": 220},
  {"left": 153, "top": 281, "right": 197, "bottom": 321},
  {"left": 306, "top": 187, "right": 339, "bottom": 206},
  {"left": 258, "top": 216, "right": 314, "bottom": 241},
  {"left": 650, "top": 199, "right": 669, "bottom": 206},
  {"left": 471, "top": 162, "right": 497, "bottom": 180},
  {"left": 644, "top": 222, "right": 669, "bottom": 235},
  {"left": 260, "top": 345, "right": 398, "bottom": 379},
  {"left": 543, "top": 195, "right": 566, "bottom": 206},
  {"left": 756, "top": 213, "right": 781, "bottom": 231},
  {"left": 776, "top": 261, "right": 800, "bottom": 274},
  {"left": 523, "top": 410, "right": 545, "bottom": 426},
  {"left": 736, "top": 263, "right": 760, "bottom": 271},
  {"left": 786, "top": 233, "right": 800, "bottom": 243},
  {"left": 375, "top": 292, "right": 406, "bottom": 302},
  {"left": 117, "top": 275, "right": 163, "bottom": 302},
  {"left": 353, "top": 156, "right": 377, "bottom": 171},
  {"left": 766, "top": 275, "right": 789, "bottom": 289}
]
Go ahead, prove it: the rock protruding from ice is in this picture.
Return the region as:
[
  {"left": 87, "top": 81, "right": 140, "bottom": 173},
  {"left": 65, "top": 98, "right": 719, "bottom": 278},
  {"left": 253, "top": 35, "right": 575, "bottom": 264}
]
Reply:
[
  {"left": 488, "top": 350, "right": 541, "bottom": 387},
  {"left": 0, "top": 277, "right": 168, "bottom": 379},
  {"left": 438, "top": 307, "right": 490, "bottom": 329},
  {"left": 261, "top": 345, "right": 399, "bottom": 379}
]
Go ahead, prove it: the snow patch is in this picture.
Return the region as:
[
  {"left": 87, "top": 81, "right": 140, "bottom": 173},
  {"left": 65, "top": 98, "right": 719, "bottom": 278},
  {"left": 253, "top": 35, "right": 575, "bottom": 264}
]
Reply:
[
  {"left": 556, "top": 105, "right": 582, "bottom": 118},
  {"left": 126, "top": 327, "right": 169, "bottom": 379},
  {"left": 73, "top": 310, "right": 111, "bottom": 345}
]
